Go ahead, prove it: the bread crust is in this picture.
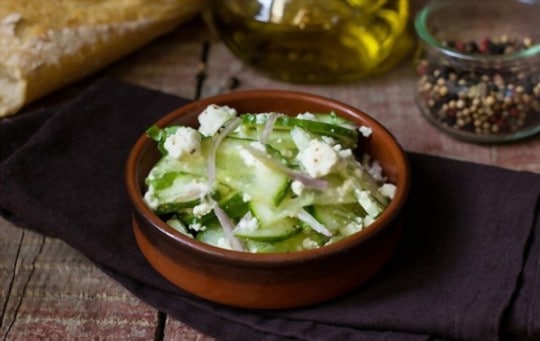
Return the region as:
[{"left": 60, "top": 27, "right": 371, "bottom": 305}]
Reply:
[{"left": 0, "top": 1, "right": 202, "bottom": 117}]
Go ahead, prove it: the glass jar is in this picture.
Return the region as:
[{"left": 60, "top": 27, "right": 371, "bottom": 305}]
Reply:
[
  {"left": 209, "top": 0, "right": 412, "bottom": 84},
  {"left": 414, "top": 0, "right": 540, "bottom": 143}
]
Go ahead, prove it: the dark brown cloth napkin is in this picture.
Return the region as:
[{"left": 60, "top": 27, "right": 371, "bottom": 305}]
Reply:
[{"left": 1, "top": 78, "right": 539, "bottom": 341}]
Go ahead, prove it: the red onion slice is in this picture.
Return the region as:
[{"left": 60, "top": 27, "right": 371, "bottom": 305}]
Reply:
[
  {"left": 296, "top": 208, "right": 332, "bottom": 237},
  {"left": 260, "top": 112, "right": 279, "bottom": 144},
  {"left": 206, "top": 117, "right": 241, "bottom": 189},
  {"left": 209, "top": 198, "right": 245, "bottom": 251}
]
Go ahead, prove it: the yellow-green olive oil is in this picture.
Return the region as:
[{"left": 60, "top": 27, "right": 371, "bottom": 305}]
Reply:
[{"left": 211, "top": 0, "right": 412, "bottom": 83}]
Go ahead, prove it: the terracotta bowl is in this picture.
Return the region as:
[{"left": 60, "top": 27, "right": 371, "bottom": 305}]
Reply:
[{"left": 125, "top": 90, "right": 410, "bottom": 309}]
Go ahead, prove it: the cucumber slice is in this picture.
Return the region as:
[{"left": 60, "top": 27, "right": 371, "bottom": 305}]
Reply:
[
  {"left": 215, "top": 138, "right": 290, "bottom": 205},
  {"left": 219, "top": 191, "right": 250, "bottom": 219},
  {"left": 344, "top": 164, "right": 390, "bottom": 207},
  {"left": 166, "top": 218, "right": 193, "bottom": 237},
  {"left": 233, "top": 217, "right": 301, "bottom": 242},
  {"left": 313, "top": 203, "right": 366, "bottom": 233},
  {"left": 146, "top": 125, "right": 180, "bottom": 156},
  {"left": 241, "top": 114, "right": 358, "bottom": 148},
  {"left": 146, "top": 138, "right": 212, "bottom": 180},
  {"left": 145, "top": 173, "right": 208, "bottom": 214},
  {"left": 309, "top": 174, "right": 357, "bottom": 205},
  {"left": 312, "top": 112, "right": 357, "bottom": 129},
  {"left": 230, "top": 127, "right": 298, "bottom": 158},
  {"left": 249, "top": 196, "right": 313, "bottom": 226},
  {"left": 356, "top": 190, "right": 384, "bottom": 218},
  {"left": 178, "top": 191, "right": 250, "bottom": 227},
  {"left": 244, "top": 230, "right": 326, "bottom": 253},
  {"left": 196, "top": 224, "right": 231, "bottom": 249}
]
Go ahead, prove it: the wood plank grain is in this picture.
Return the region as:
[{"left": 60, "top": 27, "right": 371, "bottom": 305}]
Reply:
[
  {"left": 164, "top": 318, "right": 215, "bottom": 341},
  {"left": 110, "top": 17, "right": 209, "bottom": 102},
  {"left": 0, "top": 218, "right": 159, "bottom": 340}
]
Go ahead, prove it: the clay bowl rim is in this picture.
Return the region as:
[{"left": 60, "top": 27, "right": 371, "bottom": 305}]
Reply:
[{"left": 125, "top": 89, "right": 411, "bottom": 267}]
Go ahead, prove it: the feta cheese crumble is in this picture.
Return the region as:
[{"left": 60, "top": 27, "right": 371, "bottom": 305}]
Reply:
[
  {"left": 340, "top": 217, "right": 364, "bottom": 236},
  {"left": 198, "top": 104, "right": 237, "bottom": 137},
  {"left": 189, "top": 222, "right": 206, "bottom": 232},
  {"left": 296, "top": 139, "right": 338, "bottom": 178},
  {"left": 337, "top": 148, "right": 353, "bottom": 159},
  {"left": 296, "top": 112, "right": 316, "bottom": 121},
  {"left": 359, "top": 125, "right": 373, "bottom": 137},
  {"left": 143, "top": 187, "right": 159, "bottom": 210},
  {"left": 291, "top": 180, "right": 305, "bottom": 196},
  {"left": 302, "top": 238, "right": 319, "bottom": 249},
  {"left": 163, "top": 126, "right": 201, "bottom": 160},
  {"left": 193, "top": 201, "right": 214, "bottom": 217},
  {"left": 183, "top": 181, "right": 211, "bottom": 199},
  {"left": 355, "top": 190, "right": 382, "bottom": 217},
  {"left": 321, "top": 136, "right": 336, "bottom": 146},
  {"left": 379, "top": 183, "right": 397, "bottom": 199},
  {"left": 290, "top": 127, "right": 312, "bottom": 150},
  {"left": 236, "top": 213, "right": 259, "bottom": 232}
]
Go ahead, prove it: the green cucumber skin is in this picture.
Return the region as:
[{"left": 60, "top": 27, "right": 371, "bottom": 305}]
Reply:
[
  {"left": 196, "top": 223, "right": 226, "bottom": 248},
  {"left": 244, "top": 230, "right": 328, "bottom": 253},
  {"left": 240, "top": 114, "right": 358, "bottom": 147},
  {"left": 233, "top": 217, "right": 301, "bottom": 242},
  {"left": 215, "top": 138, "right": 290, "bottom": 206}
]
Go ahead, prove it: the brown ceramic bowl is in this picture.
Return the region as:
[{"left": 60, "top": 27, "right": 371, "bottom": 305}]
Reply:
[{"left": 125, "top": 90, "right": 410, "bottom": 309}]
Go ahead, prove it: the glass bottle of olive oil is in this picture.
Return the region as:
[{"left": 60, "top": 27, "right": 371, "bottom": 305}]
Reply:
[{"left": 210, "top": 0, "right": 412, "bottom": 83}]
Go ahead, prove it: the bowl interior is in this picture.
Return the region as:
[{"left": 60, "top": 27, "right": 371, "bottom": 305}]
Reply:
[{"left": 128, "top": 90, "right": 410, "bottom": 263}]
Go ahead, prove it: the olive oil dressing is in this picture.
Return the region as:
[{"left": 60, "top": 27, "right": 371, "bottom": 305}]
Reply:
[{"left": 210, "top": 0, "right": 412, "bottom": 83}]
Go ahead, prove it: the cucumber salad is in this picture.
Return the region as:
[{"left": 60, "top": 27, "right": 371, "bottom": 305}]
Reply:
[{"left": 143, "top": 104, "right": 397, "bottom": 253}]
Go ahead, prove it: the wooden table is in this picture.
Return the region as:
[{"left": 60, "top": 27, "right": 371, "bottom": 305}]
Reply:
[{"left": 2, "top": 12, "right": 539, "bottom": 341}]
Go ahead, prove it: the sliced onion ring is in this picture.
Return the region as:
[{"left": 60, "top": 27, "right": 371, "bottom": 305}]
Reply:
[
  {"left": 209, "top": 198, "right": 245, "bottom": 251},
  {"left": 207, "top": 117, "right": 241, "bottom": 189},
  {"left": 296, "top": 208, "right": 332, "bottom": 237},
  {"left": 260, "top": 112, "right": 279, "bottom": 144}
]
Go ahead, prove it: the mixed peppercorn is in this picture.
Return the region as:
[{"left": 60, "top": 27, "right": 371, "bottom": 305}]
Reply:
[{"left": 417, "top": 36, "right": 540, "bottom": 138}]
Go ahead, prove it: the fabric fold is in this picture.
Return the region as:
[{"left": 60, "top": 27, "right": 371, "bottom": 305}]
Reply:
[{"left": 0, "top": 78, "right": 538, "bottom": 341}]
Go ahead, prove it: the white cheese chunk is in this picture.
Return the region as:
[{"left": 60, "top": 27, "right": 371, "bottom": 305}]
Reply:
[
  {"left": 340, "top": 217, "right": 364, "bottom": 236},
  {"left": 291, "top": 180, "right": 305, "bottom": 196},
  {"left": 163, "top": 126, "right": 201, "bottom": 160},
  {"left": 296, "top": 112, "right": 316, "bottom": 121},
  {"left": 356, "top": 190, "right": 382, "bottom": 217},
  {"left": 198, "top": 104, "right": 237, "bottom": 137},
  {"left": 359, "top": 125, "right": 373, "bottom": 137},
  {"left": 143, "top": 187, "right": 159, "bottom": 210},
  {"left": 236, "top": 213, "right": 259, "bottom": 232},
  {"left": 302, "top": 238, "right": 319, "bottom": 249},
  {"left": 193, "top": 201, "right": 214, "bottom": 217},
  {"left": 297, "top": 139, "right": 338, "bottom": 178},
  {"left": 379, "top": 183, "right": 397, "bottom": 200},
  {"left": 290, "top": 127, "right": 312, "bottom": 150},
  {"left": 365, "top": 159, "right": 385, "bottom": 182},
  {"left": 189, "top": 222, "right": 206, "bottom": 232}
]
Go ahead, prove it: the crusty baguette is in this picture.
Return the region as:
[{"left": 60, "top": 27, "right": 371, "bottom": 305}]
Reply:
[{"left": 0, "top": 0, "right": 202, "bottom": 118}]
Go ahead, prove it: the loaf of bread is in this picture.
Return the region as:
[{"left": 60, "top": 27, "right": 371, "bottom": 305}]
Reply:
[{"left": 0, "top": 0, "right": 202, "bottom": 118}]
